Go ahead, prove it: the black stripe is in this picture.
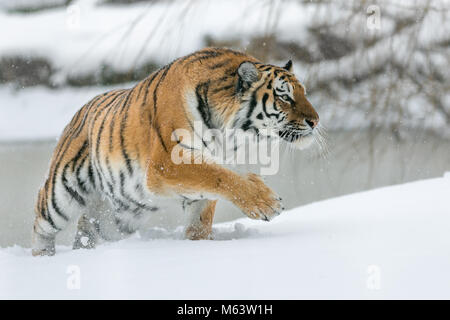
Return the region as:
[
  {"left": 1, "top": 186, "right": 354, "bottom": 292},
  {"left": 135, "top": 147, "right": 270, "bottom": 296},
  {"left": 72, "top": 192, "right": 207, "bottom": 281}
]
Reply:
[
  {"left": 139, "top": 70, "right": 161, "bottom": 139},
  {"left": 177, "top": 143, "right": 198, "bottom": 151},
  {"left": 89, "top": 91, "right": 124, "bottom": 137},
  {"left": 62, "top": 164, "right": 86, "bottom": 206},
  {"left": 152, "top": 63, "right": 172, "bottom": 116},
  {"left": 241, "top": 119, "right": 259, "bottom": 134},
  {"left": 70, "top": 96, "right": 102, "bottom": 140},
  {"left": 37, "top": 188, "right": 60, "bottom": 231},
  {"left": 105, "top": 156, "right": 116, "bottom": 191},
  {"left": 212, "top": 84, "right": 234, "bottom": 94},
  {"left": 245, "top": 81, "right": 267, "bottom": 119},
  {"left": 186, "top": 53, "right": 225, "bottom": 65},
  {"left": 184, "top": 50, "right": 224, "bottom": 65},
  {"left": 179, "top": 50, "right": 220, "bottom": 63},
  {"left": 96, "top": 92, "right": 125, "bottom": 162},
  {"left": 141, "top": 69, "right": 161, "bottom": 109},
  {"left": 53, "top": 106, "right": 85, "bottom": 156},
  {"left": 135, "top": 81, "right": 145, "bottom": 102},
  {"left": 50, "top": 90, "right": 117, "bottom": 183},
  {"left": 215, "top": 75, "right": 231, "bottom": 83},
  {"left": 108, "top": 110, "right": 118, "bottom": 153},
  {"left": 51, "top": 95, "right": 106, "bottom": 179},
  {"left": 50, "top": 187, "right": 69, "bottom": 222},
  {"left": 48, "top": 137, "right": 90, "bottom": 222},
  {"left": 225, "top": 68, "right": 237, "bottom": 76},
  {"left": 107, "top": 181, "right": 114, "bottom": 195},
  {"left": 61, "top": 140, "right": 89, "bottom": 206},
  {"left": 93, "top": 92, "right": 126, "bottom": 192},
  {"left": 44, "top": 207, "right": 61, "bottom": 231},
  {"left": 109, "top": 90, "right": 134, "bottom": 153},
  {"left": 183, "top": 115, "right": 211, "bottom": 151},
  {"left": 92, "top": 155, "right": 106, "bottom": 193},
  {"left": 70, "top": 141, "right": 89, "bottom": 194},
  {"left": 38, "top": 190, "right": 45, "bottom": 217},
  {"left": 273, "top": 69, "right": 282, "bottom": 77},
  {"left": 209, "top": 59, "right": 231, "bottom": 69},
  {"left": 195, "top": 82, "right": 214, "bottom": 129},
  {"left": 220, "top": 48, "right": 246, "bottom": 56},
  {"left": 111, "top": 193, "right": 130, "bottom": 212},
  {"left": 118, "top": 171, "right": 157, "bottom": 212},
  {"left": 87, "top": 162, "right": 96, "bottom": 188},
  {"left": 119, "top": 91, "right": 135, "bottom": 175},
  {"left": 52, "top": 92, "right": 109, "bottom": 167},
  {"left": 75, "top": 155, "right": 89, "bottom": 194},
  {"left": 153, "top": 124, "right": 167, "bottom": 153},
  {"left": 152, "top": 63, "right": 174, "bottom": 152},
  {"left": 246, "top": 92, "right": 258, "bottom": 119},
  {"left": 262, "top": 93, "right": 279, "bottom": 119}
]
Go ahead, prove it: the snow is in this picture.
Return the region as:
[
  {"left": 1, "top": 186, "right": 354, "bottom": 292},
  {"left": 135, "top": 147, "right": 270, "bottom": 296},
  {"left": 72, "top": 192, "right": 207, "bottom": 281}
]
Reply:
[
  {"left": 1, "top": 174, "right": 449, "bottom": 299},
  {"left": 0, "top": 0, "right": 312, "bottom": 77},
  {"left": 0, "top": 85, "right": 126, "bottom": 141}
]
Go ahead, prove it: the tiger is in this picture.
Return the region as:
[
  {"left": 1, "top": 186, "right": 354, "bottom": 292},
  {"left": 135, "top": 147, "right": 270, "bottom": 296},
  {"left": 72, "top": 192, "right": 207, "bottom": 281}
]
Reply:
[{"left": 32, "top": 47, "right": 320, "bottom": 256}]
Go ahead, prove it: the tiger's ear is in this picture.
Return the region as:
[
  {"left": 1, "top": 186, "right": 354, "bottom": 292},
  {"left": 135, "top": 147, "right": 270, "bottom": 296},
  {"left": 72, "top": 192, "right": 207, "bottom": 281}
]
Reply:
[
  {"left": 283, "top": 60, "right": 293, "bottom": 72},
  {"left": 237, "top": 61, "right": 259, "bottom": 91}
]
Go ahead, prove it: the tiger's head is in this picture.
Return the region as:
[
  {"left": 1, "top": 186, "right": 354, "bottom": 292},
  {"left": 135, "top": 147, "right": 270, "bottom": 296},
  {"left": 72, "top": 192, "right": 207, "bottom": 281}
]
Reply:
[{"left": 235, "top": 60, "right": 320, "bottom": 149}]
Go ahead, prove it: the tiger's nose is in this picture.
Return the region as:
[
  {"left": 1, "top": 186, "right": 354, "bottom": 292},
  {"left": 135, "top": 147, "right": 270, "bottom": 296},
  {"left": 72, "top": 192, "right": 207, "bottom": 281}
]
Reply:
[{"left": 305, "top": 118, "right": 319, "bottom": 129}]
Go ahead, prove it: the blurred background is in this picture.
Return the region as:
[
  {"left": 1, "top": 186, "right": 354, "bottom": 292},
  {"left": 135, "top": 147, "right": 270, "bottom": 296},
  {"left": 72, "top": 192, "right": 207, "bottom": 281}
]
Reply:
[{"left": 0, "top": 0, "right": 449, "bottom": 247}]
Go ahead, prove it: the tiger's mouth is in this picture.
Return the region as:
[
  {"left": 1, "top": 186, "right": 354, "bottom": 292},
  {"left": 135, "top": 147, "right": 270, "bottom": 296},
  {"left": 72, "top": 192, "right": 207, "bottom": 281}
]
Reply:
[
  {"left": 278, "top": 129, "right": 312, "bottom": 142},
  {"left": 278, "top": 129, "right": 315, "bottom": 150}
]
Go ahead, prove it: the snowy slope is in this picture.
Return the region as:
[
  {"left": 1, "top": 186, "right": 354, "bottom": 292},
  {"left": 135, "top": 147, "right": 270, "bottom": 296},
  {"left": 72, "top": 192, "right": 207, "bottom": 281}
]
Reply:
[
  {"left": 0, "top": 175, "right": 449, "bottom": 299},
  {"left": 0, "top": 0, "right": 313, "bottom": 77},
  {"left": 0, "top": 85, "right": 126, "bottom": 141}
]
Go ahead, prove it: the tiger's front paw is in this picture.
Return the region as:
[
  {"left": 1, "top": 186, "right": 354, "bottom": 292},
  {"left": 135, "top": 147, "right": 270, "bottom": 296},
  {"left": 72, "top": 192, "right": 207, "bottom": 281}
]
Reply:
[
  {"left": 233, "top": 173, "right": 284, "bottom": 221},
  {"left": 185, "top": 224, "right": 213, "bottom": 240}
]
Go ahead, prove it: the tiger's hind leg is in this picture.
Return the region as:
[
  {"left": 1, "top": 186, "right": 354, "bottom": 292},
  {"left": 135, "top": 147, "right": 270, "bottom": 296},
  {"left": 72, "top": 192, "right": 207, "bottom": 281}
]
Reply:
[
  {"left": 32, "top": 141, "right": 95, "bottom": 256},
  {"left": 73, "top": 214, "right": 100, "bottom": 250},
  {"left": 32, "top": 215, "right": 57, "bottom": 256},
  {"left": 184, "top": 199, "right": 217, "bottom": 240},
  {"left": 72, "top": 199, "right": 120, "bottom": 249},
  {"left": 32, "top": 186, "right": 88, "bottom": 256}
]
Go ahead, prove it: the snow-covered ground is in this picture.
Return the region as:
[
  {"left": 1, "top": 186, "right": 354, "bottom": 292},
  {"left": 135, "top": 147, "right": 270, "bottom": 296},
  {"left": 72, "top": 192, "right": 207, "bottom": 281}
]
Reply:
[
  {"left": 0, "top": 85, "right": 125, "bottom": 141},
  {"left": 1, "top": 174, "right": 449, "bottom": 299}
]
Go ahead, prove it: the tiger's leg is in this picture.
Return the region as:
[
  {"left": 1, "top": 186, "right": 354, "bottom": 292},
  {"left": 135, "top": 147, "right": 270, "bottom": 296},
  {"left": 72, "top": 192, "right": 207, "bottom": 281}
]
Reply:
[
  {"left": 73, "top": 214, "right": 99, "bottom": 250},
  {"left": 148, "top": 162, "right": 283, "bottom": 222},
  {"left": 32, "top": 212, "right": 57, "bottom": 256},
  {"left": 32, "top": 143, "right": 94, "bottom": 256},
  {"left": 184, "top": 199, "right": 217, "bottom": 240},
  {"left": 32, "top": 184, "right": 87, "bottom": 256}
]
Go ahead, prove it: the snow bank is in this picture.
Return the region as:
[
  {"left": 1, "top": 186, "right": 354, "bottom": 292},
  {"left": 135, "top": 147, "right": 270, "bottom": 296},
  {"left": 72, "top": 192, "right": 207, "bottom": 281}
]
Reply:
[
  {"left": 1, "top": 175, "right": 449, "bottom": 299},
  {"left": 0, "top": 0, "right": 312, "bottom": 78},
  {"left": 0, "top": 84, "right": 126, "bottom": 141}
]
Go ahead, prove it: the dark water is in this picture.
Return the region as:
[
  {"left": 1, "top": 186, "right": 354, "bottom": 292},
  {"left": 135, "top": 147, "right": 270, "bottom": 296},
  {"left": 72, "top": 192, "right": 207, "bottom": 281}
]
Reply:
[{"left": 1, "top": 129, "right": 449, "bottom": 247}]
